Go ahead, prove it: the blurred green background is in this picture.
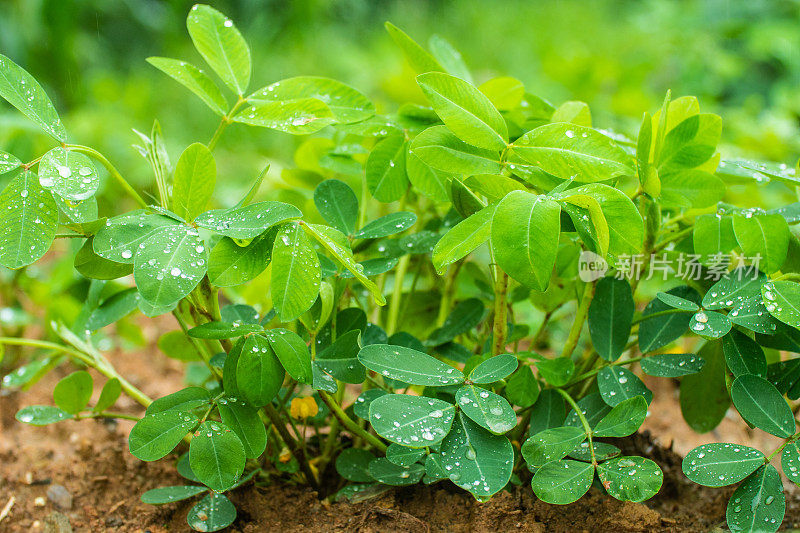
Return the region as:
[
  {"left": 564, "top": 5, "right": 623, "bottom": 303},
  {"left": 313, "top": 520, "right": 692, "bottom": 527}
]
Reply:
[{"left": 1, "top": 0, "right": 799, "bottom": 202}]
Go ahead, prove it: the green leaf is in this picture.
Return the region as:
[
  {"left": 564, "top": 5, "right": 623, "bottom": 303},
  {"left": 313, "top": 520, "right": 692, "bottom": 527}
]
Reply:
[
  {"left": 16, "top": 405, "right": 74, "bottom": 426},
  {"left": 129, "top": 410, "right": 199, "bottom": 461},
  {"left": 505, "top": 366, "right": 539, "bottom": 408},
  {"left": 781, "top": 441, "right": 800, "bottom": 486},
  {"left": 432, "top": 203, "right": 495, "bottom": 273},
  {"left": 660, "top": 170, "right": 725, "bottom": 209},
  {"left": 314, "top": 179, "right": 358, "bottom": 235},
  {"left": 218, "top": 397, "right": 267, "bottom": 459},
  {"left": 597, "top": 366, "right": 652, "bottom": 407},
  {"left": 366, "top": 134, "right": 408, "bottom": 203},
  {"left": 565, "top": 393, "right": 611, "bottom": 429},
  {"left": 233, "top": 97, "right": 334, "bottom": 134},
  {"left": 479, "top": 76, "right": 524, "bottom": 111},
  {"left": 726, "top": 465, "right": 784, "bottom": 533},
  {"left": 638, "top": 286, "right": 700, "bottom": 353},
  {"left": 187, "top": 492, "right": 236, "bottom": 532},
  {"left": 528, "top": 389, "right": 565, "bottom": 436},
  {"left": 146, "top": 387, "right": 212, "bottom": 416},
  {"left": 92, "top": 378, "right": 122, "bottom": 413},
  {"left": 512, "top": 123, "right": 633, "bottom": 182},
  {"left": 336, "top": 448, "right": 375, "bottom": 482},
  {"left": 703, "top": 268, "right": 766, "bottom": 310},
  {"left": 196, "top": 201, "right": 301, "bottom": 239},
  {"left": 38, "top": 147, "right": 98, "bottom": 202},
  {"left": 0, "top": 150, "right": 21, "bottom": 175},
  {"left": 406, "top": 148, "right": 450, "bottom": 203},
  {"left": 146, "top": 57, "right": 227, "bottom": 115},
  {"left": 316, "top": 330, "right": 365, "bottom": 384},
  {"left": 189, "top": 420, "right": 245, "bottom": 492},
  {"left": 733, "top": 214, "right": 790, "bottom": 274},
  {"left": 693, "top": 214, "right": 737, "bottom": 265},
  {"left": 133, "top": 225, "right": 208, "bottom": 308},
  {"left": 522, "top": 427, "right": 586, "bottom": 469},
  {"left": 0, "top": 53, "right": 66, "bottom": 141},
  {"left": 186, "top": 4, "right": 250, "bottom": 95},
  {"left": 569, "top": 441, "right": 621, "bottom": 463},
  {"left": 208, "top": 231, "right": 274, "bottom": 287},
  {"left": 535, "top": 357, "right": 574, "bottom": 387},
  {"left": 439, "top": 412, "right": 514, "bottom": 498},
  {"left": 410, "top": 125, "right": 503, "bottom": 175},
  {"left": 682, "top": 443, "right": 765, "bottom": 487},
  {"left": 658, "top": 113, "right": 721, "bottom": 170},
  {"left": 640, "top": 353, "right": 704, "bottom": 377},
  {"left": 367, "top": 457, "right": 424, "bottom": 486},
  {"left": 86, "top": 288, "right": 140, "bottom": 330},
  {"left": 358, "top": 344, "right": 464, "bottom": 386},
  {"left": 469, "top": 353, "right": 517, "bottom": 384},
  {"left": 93, "top": 210, "right": 177, "bottom": 263},
  {"left": 455, "top": 385, "right": 516, "bottom": 435},
  {"left": 417, "top": 72, "right": 507, "bottom": 150},
  {"left": 249, "top": 76, "right": 374, "bottom": 124},
  {"left": 157, "top": 331, "right": 200, "bottom": 362},
  {"left": 386, "top": 443, "right": 426, "bottom": 467},
  {"left": 353, "top": 212, "right": 417, "bottom": 239},
  {"left": 428, "top": 34, "right": 471, "bottom": 82},
  {"left": 271, "top": 223, "right": 321, "bottom": 322},
  {"left": 172, "top": 143, "right": 215, "bottom": 221},
  {"left": 597, "top": 456, "right": 663, "bottom": 502},
  {"left": 353, "top": 389, "right": 389, "bottom": 420},
  {"left": 53, "top": 371, "right": 93, "bottom": 414},
  {"left": 763, "top": 281, "right": 800, "bottom": 328},
  {"left": 188, "top": 321, "right": 262, "bottom": 339},
  {"left": 427, "top": 298, "right": 486, "bottom": 346},
  {"left": 593, "top": 396, "right": 648, "bottom": 437},
  {"left": 236, "top": 334, "right": 284, "bottom": 407},
  {"left": 74, "top": 239, "right": 132, "bottom": 280},
  {"left": 731, "top": 374, "right": 795, "bottom": 438},
  {"left": 690, "top": 310, "right": 731, "bottom": 339},
  {"left": 0, "top": 171, "right": 58, "bottom": 269},
  {"left": 302, "top": 223, "right": 385, "bottom": 303},
  {"left": 729, "top": 296, "right": 779, "bottom": 335},
  {"left": 556, "top": 183, "right": 643, "bottom": 260},
  {"left": 531, "top": 459, "right": 593, "bottom": 505},
  {"left": 384, "top": 22, "right": 444, "bottom": 74},
  {"left": 369, "top": 394, "right": 455, "bottom": 446},
  {"left": 491, "top": 191, "right": 561, "bottom": 290},
  {"left": 723, "top": 329, "right": 767, "bottom": 378},
  {"left": 141, "top": 485, "right": 207, "bottom": 505},
  {"left": 657, "top": 292, "right": 699, "bottom": 311},
  {"left": 680, "top": 341, "right": 729, "bottom": 433},
  {"left": 588, "top": 277, "right": 634, "bottom": 362},
  {"left": 263, "top": 328, "right": 312, "bottom": 384}
]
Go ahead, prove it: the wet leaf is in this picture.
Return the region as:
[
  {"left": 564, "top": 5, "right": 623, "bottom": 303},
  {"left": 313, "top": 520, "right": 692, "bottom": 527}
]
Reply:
[
  {"left": 369, "top": 394, "right": 455, "bottom": 446},
  {"left": 682, "top": 443, "right": 764, "bottom": 487}
]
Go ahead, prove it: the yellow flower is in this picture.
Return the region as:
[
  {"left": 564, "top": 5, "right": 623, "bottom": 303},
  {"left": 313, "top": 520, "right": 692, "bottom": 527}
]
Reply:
[{"left": 290, "top": 396, "right": 318, "bottom": 419}]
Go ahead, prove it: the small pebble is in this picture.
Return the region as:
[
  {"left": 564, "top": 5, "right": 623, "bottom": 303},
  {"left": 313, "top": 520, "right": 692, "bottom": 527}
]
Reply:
[
  {"left": 42, "top": 512, "right": 72, "bottom": 533},
  {"left": 34, "top": 496, "right": 46, "bottom": 507},
  {"left": 46, "top": 485, "right": 72, "bottom": 510}
]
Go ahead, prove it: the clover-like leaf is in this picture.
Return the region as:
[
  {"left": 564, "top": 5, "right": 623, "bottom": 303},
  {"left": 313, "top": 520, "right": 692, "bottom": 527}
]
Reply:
[
  {"left": 522, "top": 427, "right": 586, "bottom": 469},
  {"left": 531, "top": 459, "right": 594, "bottom": 505},
  {"left": 369, "top": 394, "right": 455, "bottom": 447},
  {"left": 455, "top": 385, "right": 516, "bottom": 435},
  {"left": 187, "top": 492, "right": 236, "bottom": 532},
  {"left": 730, "top": 374, "right": 796, "bottom": 438},
  {"left": 358, "top": 344, "right": 464, "bottom": 386},
  {"left": 597, "top": 456, "right": 662, "bottom": 502},
  {"left": 682, "top": 443, "right": 764, "bottom": 487},
  {"left": 726, "top": 465, "right": 784, "bottom": 533}
]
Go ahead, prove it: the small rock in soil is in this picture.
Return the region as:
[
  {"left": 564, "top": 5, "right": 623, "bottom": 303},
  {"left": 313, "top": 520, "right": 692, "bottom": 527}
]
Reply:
[
  {"left": 105, "top": 516, "right": 123, "bottom": 527},
  {"left": 43, "top": 511, "right": 72, "bottom": 533},
  {"left": 46, "top": 484, "right": 72, "bottom": 510}
]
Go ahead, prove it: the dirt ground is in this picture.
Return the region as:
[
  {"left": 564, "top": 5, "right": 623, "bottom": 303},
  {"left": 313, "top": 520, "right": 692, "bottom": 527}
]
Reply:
[{"left": 1, "top": 332, "right": 799, "bottom": 532}]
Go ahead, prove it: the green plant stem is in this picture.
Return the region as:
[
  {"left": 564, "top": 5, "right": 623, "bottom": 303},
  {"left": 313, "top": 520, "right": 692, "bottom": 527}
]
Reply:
[
  {"left": 492, "top": 265, "right": 509, "bottom": 356},
  {"left": 560, "top": 282, "right": 595, "bottom": 360},
  {"left": 386, "top": 255, "right": 410, "bottom": 335},
  {"left": 207, "top": 97, "right": 246, "bottom": 152},
  {"left": 766, "top": 433, "right": 800, "bottom": 462},
  {"left": 263, "top": 404, "right": 320, "bottom": 491},
  {"left": 775, "top": 273, "right": 800, "bottom": 282},
  {"left": 653, "top": 226, "right": 693, "bottom": 252},
  {"left": 66, "top": 144, "right": 147, "bottom": 208},
  {"left": 319, "top": 391, "right": 387, "bottom": 452},
  {"left": 172, "top": 307, "right": 221, "bottom": 380},
  {"left": 0, "top": 336, "right": 152, "bottom": 408},
  {"left": 436, "top": 262, "right": 463, "bottom": 326},
  {"left": 555, "top": 388, "right": 596, "bottom": 465}
]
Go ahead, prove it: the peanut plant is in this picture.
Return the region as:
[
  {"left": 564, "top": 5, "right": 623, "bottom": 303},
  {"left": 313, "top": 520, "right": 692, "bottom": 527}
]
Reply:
[{"left": 2, "top": 5, "right": 800, "bottom": 532}]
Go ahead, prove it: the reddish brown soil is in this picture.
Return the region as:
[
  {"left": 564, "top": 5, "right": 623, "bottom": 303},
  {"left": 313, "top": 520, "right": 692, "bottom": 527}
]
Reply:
[{"left": 2, "top": 340, "right": 800, "bottom": 532}]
